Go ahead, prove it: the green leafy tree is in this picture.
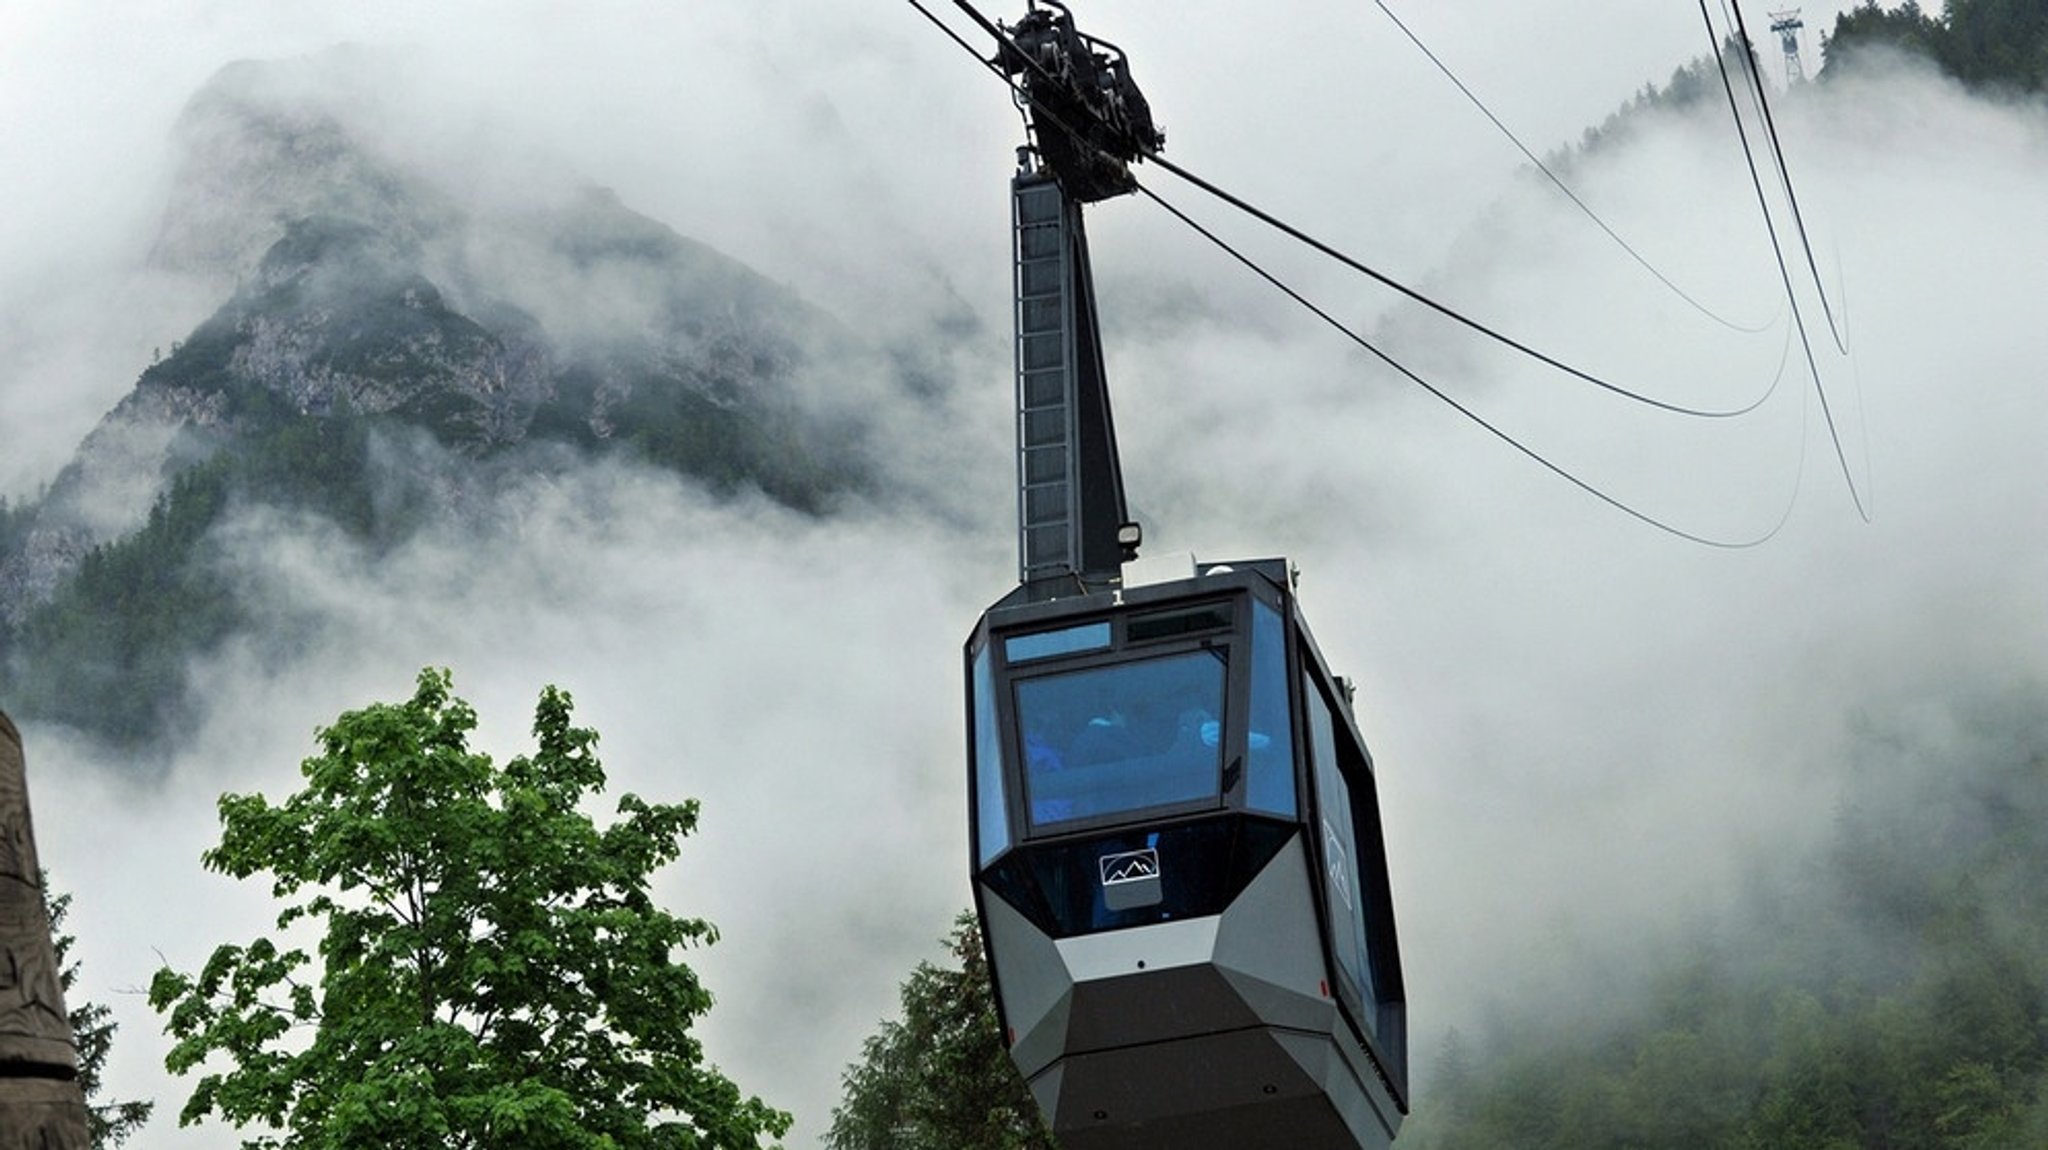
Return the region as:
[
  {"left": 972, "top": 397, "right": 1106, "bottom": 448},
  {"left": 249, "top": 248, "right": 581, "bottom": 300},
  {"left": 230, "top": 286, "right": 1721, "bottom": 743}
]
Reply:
[
  {"left": 48, "top": 880, "right": 155, "bottom": 1148},
  {"left": 148, "top": 668, "right": 789, "bottom": 1150},
  {"left": 827, "top": 912, "right": 1054, "bottom": 1150}
]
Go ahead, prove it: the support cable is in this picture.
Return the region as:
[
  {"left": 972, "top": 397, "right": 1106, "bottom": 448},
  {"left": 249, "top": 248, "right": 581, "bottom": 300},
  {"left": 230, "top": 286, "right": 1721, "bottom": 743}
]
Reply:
[
  {"left": 1719, "top": 3, "right": 1848, "bottom": 350},
  {"left": 931, "top": 0, "right": 1781, "bottom": 421},
  {"left": 1368, "top": 0, "right": 1773, "bottom": 334},
  {"left": 1137, "top": 181, "right": 1800, "bottom": 550},
  {"left": 1700, "top": 0, "right": 1871, "bottom": 521},
  {"left": 1725, "top": 0, "right": 1851, "bottom": 354},
  {"left": 1142, "top": 150, "right": 1780, "bottom": 418},
  {"left": 909, "top": 0, "right": 1811, "bottom": 544}
]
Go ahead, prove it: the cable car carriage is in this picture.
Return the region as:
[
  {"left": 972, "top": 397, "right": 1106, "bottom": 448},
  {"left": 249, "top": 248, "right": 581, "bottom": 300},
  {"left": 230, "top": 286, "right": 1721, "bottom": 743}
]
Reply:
[
  {"left": 968, "top": 556, "right": 1407, "bottom": 1150},
  {"left": 962, "top": 7, "right": 1409, "bottom": 1146}
]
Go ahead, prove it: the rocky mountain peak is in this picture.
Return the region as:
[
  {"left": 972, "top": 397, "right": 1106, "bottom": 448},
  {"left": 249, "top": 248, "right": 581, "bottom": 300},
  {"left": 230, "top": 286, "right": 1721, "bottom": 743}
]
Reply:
[
  {"left": 147, "top": 46, "right": 461, "bottom": 286},
  {"left": 0, "top": 46, "right": 888, "bottom": 747}
]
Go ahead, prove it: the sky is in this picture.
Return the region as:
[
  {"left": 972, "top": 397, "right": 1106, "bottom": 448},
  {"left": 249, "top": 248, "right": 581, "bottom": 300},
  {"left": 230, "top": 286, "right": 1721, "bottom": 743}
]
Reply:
[{"left": 4, "top": 1, "right": 2043, "bottom": 1147}]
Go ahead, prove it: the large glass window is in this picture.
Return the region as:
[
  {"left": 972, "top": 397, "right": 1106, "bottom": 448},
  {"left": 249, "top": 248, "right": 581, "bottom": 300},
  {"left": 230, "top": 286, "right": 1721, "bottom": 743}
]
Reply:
[
  {"left": 973, "top": 648, "right": 1009, "bottom": 865},
  {"left": 1307, "top": 674, "right": 1377, "bottom": 1033},
  {"left": 1016, "top": 651, "right": 1227, "bottom": 829},
  {"left": 1245, "top": 603, "right": 1296, "bottom": 817}
]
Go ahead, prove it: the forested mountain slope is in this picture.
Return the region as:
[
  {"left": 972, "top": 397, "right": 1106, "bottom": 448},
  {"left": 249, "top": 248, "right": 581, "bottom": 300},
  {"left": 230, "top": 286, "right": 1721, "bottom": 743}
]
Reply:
[
  {"left": 0, "top": 50, "right": 893, "bottom": 752},
  {"left": 1404, "top": 690, "right": 2048, "bottom": 1148},
  {"left": 1825, "top": 0, "right": 2048, "bottom": 92}
]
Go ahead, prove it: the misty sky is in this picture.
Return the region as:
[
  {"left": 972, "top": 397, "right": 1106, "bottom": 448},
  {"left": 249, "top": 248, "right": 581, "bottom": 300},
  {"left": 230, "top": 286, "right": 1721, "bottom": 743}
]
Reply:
[{"left": 5, "top": 2, "right": 2043, "bottom": 1148}]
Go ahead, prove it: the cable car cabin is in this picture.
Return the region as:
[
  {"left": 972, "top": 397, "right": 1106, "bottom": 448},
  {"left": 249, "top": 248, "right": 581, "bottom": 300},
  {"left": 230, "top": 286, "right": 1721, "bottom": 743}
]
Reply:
[{"left": 967, "top": 556, "right": 1408, "bottom": 1150}]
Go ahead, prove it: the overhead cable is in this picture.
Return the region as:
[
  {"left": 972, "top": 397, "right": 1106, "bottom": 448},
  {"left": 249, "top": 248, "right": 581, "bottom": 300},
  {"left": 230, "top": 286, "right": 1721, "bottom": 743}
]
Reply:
[
  {"left": 908, "top": 0, "right": 1808, "bottom": 545},
  {"left": 933, "top": 0, "right": 1780, "bottom": 421},
  {"left": 1368, "top": 0, "right": 1772, "bottom": 334},
  {"left": 1141, "top": 150, "right": 1781, "bottom": 419},
  {"left": 1699, "top": 0, "right": 1871, "bottom": 521},
  {"left": 1136, "top": 181, "right": 1798, "bottom": 550},
  {"left": 1725, "top": 0, "right": 1851, "bottom": 355}
]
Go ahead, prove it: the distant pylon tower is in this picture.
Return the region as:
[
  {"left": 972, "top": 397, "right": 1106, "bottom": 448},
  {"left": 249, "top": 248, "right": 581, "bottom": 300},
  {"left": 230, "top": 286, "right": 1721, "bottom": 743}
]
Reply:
[{"left": 1770, "top": 9, "right": 1807, "bottom": 84}]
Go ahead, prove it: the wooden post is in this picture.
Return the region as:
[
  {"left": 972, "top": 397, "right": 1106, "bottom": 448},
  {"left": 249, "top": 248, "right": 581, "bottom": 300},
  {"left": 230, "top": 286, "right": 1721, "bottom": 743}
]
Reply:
[{"left": 0, "top": 710, "right": 89, "bottom": 1148}]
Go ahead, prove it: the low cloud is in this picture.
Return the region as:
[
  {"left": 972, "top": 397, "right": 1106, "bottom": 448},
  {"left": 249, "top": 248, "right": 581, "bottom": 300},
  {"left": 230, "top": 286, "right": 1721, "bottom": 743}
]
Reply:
[{"left": 8, "top": 8, "right": 2044, "bottom": 1148}]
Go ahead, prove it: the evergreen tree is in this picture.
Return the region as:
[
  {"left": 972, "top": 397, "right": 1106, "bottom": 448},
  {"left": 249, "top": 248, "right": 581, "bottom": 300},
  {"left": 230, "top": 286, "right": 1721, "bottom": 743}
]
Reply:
[
  {"left": 1823, "top": 0, "right": 2048, "bottom": 91},
  {"left": 1405, "top": 698, "right": 2048, "bottom": 1150},
  {"left": 1822, "top": 0, "right": 1948, "bottom": 79},
  {"left": 47, "top": 881, "right": 154, "bottom": 1148},
  {"left": 828, "top": 913, "right": 1054, "bottom": 1150}
]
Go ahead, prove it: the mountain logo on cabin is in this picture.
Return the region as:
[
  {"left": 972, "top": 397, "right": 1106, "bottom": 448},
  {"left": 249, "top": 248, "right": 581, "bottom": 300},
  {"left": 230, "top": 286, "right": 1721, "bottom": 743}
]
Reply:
[
  {"left": 1099, "top": 848, "right": 1161, "bottom": 886},
  {"left": 1323, "top": 821, "right": 1353, "bottom": 911}
]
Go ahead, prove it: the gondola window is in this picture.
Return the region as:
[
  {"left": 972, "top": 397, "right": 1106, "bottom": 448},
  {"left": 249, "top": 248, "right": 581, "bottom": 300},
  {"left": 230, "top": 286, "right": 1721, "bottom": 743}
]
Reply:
[{"left": 1016, "top": 651, "right": 1226, "bottom": 828}]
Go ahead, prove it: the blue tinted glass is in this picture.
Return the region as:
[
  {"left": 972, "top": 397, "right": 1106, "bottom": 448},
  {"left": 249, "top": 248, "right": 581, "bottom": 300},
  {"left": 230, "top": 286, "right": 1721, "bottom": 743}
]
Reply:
[
  {"left": 1017, "top": 651, "right": 1226, "bottom": 829},
  {"left": 1246, "top": 603, "right": 1297, "bottom": 817},
  {"left": 1005, "top": 622, "right": 1111, "bottom": 663},
  {"left": 1308, "top": 676, "right": 1376, "bottom": 1031},
  {"left": 974, "top": 648, "right": 1009, "bottom": 865}
]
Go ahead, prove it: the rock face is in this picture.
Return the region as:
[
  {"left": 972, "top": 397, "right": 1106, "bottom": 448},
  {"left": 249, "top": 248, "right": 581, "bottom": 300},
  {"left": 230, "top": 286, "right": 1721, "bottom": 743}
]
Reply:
[
  {"left": 146, "top": 46, "right": 463, "bottom": 287},
  {"left": 0, "top": 376, "right": 226, "bottom": 627},
  {"left": 0, "top": 712, "right": 89, "bottom": 1149},
  {"left": 0, "top": 47, "right": 887, "bottom": 748}
]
